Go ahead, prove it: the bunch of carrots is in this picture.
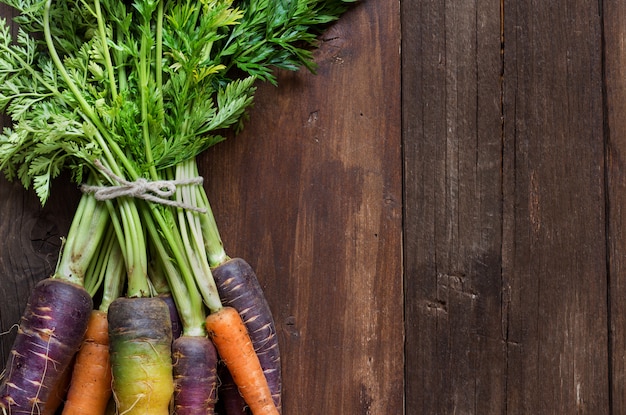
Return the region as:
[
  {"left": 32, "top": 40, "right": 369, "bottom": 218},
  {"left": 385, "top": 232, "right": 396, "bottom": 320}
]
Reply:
[{"left": 0, "top": 0, "right": 354, "bottom": 414}]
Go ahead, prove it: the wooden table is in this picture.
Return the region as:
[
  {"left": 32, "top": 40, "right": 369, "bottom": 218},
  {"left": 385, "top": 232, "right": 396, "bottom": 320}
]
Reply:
[
  {"left": 7, "top": 0, "right": 626, "bottom": 413},
  {"left": 403, "top": 0, "right": 625, "bottom": 413}
]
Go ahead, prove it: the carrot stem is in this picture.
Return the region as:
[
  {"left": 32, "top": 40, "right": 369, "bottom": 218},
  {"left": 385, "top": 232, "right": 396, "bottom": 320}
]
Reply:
[
  {"left": 173, "top": 160, "right": 223, "bottom": 313},
  {"left": 53, "top": 178, "right": 110, "bottom": 286},
  {"left": 97, "top": 232, "right": 126, "bottom": 313},
  {"left": 141, "top": 204, "right": 207, "bottom": 336}
]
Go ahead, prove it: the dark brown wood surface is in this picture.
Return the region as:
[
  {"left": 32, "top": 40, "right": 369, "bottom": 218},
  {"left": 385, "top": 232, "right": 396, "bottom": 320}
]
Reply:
[
  {"left": 403, "top": 0, "right": 508, "bottom": 413},
  {"left": 502, "top": 1, "right": 608, "bottom": 412},
  {"left": 0, "top": 1, "right": 403, "bottom": 414},
  {"left": 200, "top": 1, "right": 403, "bottom": 413},
  {"left": 403, "top": 0, "right": 613, "bottom": 414},
  {"left": 605, "top": 0, "right": 626, "bottom": 413}
]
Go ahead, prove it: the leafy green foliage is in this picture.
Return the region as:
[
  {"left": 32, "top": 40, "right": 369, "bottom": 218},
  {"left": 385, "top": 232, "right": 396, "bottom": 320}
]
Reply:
[
  {"left": 0, "top": 0, "right": 354, "bottom": 204},
  {"left": 218, "top": 0, "right": 357, "bottom": 83},
  {"left": 0, "top": 17, "right": 98, "bottom": 203}
]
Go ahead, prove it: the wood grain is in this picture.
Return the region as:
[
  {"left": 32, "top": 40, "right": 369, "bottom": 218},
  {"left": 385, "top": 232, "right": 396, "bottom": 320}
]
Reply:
[
  {"left": 604, "top": 0, "right": 626, "bottom": 412},
  {"left": 403, "top": 0, "right": 609, "bottom": 413},
  {"left": 502, "top": 1, "right": 608, "bottom": 412},
  {"left": 200, "top": 2, "right": 403, "bottom": 413},
  {"left": 403, "top": 1, "right": 505, "bottom": 413}
]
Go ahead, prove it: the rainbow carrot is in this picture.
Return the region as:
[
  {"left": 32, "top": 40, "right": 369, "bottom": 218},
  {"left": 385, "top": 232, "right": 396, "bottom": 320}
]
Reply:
[{"left": 108, "top": 297, "right": 174, "bottom": 415}]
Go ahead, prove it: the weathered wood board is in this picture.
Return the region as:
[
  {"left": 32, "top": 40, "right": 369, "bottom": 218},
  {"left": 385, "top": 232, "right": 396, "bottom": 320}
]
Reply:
[
  {"left": 403, "top": 0, "right": 612, "bottom": 413},
  {"left": 200, "top": 1, "right": 403, "bottom": 413},
  {"left": 605, "top": 0, "right": 626, "bottom": 412}
]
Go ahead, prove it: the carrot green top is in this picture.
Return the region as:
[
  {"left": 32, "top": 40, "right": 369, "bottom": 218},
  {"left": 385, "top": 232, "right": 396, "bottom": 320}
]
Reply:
[{"left": 0, "top": 0, "right": 355, "bottom": 326}]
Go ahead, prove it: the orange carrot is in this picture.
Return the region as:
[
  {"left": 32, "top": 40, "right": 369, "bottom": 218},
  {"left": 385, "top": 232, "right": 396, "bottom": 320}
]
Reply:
[
  {"left": 205, "top": 306, "right": 279, "bottom": 415},
  {"left": 62, "top": 310, "right": 112, "bottom": 415}
]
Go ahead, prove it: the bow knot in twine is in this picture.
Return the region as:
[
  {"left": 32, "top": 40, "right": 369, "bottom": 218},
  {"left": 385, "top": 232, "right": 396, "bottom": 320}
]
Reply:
[{"left": 81, "top": 160, "right": 207, "bottom": 213}]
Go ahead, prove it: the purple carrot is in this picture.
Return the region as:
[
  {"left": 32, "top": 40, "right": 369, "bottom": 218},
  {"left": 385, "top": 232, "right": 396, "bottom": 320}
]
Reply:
[
  {"left": 211, "top": 258, "right": 281, "bottom": 413},
  {"left": 159, "top": 293, "right": 183, "bottom": 339},
  {"left": 0, "top": 278, "right": 92, "bottom": 414},
  {"left": 216, "top": 362, "right": 249, "bottom": 415},
  {"left": 172, "top": 336, "right": 218, "bottom": 415}
]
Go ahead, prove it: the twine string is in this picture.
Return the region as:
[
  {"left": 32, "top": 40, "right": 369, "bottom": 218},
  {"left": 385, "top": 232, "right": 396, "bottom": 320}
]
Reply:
[{"left": 81, "top": 160, "right": 207, "bottom": 213}]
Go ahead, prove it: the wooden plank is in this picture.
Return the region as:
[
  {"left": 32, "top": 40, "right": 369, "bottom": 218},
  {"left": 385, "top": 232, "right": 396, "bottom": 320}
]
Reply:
[
  {"left": 502, "top": 0, "right": 608, "bottom": 413},
  {"left": 404, "top": 0, "right": 610, "bottom": 413},
  {"left": 604, "top": 1, "right": 626, "bottom": 412},
  {"left": 402, "top": 0, "right": 506, "bottom": 413},
  {"left": 200, "top": 2, "right": 403, "bottom": 413},
  {"left": 0, "top": 1, "right": 402, "bottom": 414}
]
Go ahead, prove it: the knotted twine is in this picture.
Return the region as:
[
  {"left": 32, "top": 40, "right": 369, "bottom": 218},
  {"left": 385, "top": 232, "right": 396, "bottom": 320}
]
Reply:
[{"left": 80, "top": 159, "right": 207, "bottom": 214}]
